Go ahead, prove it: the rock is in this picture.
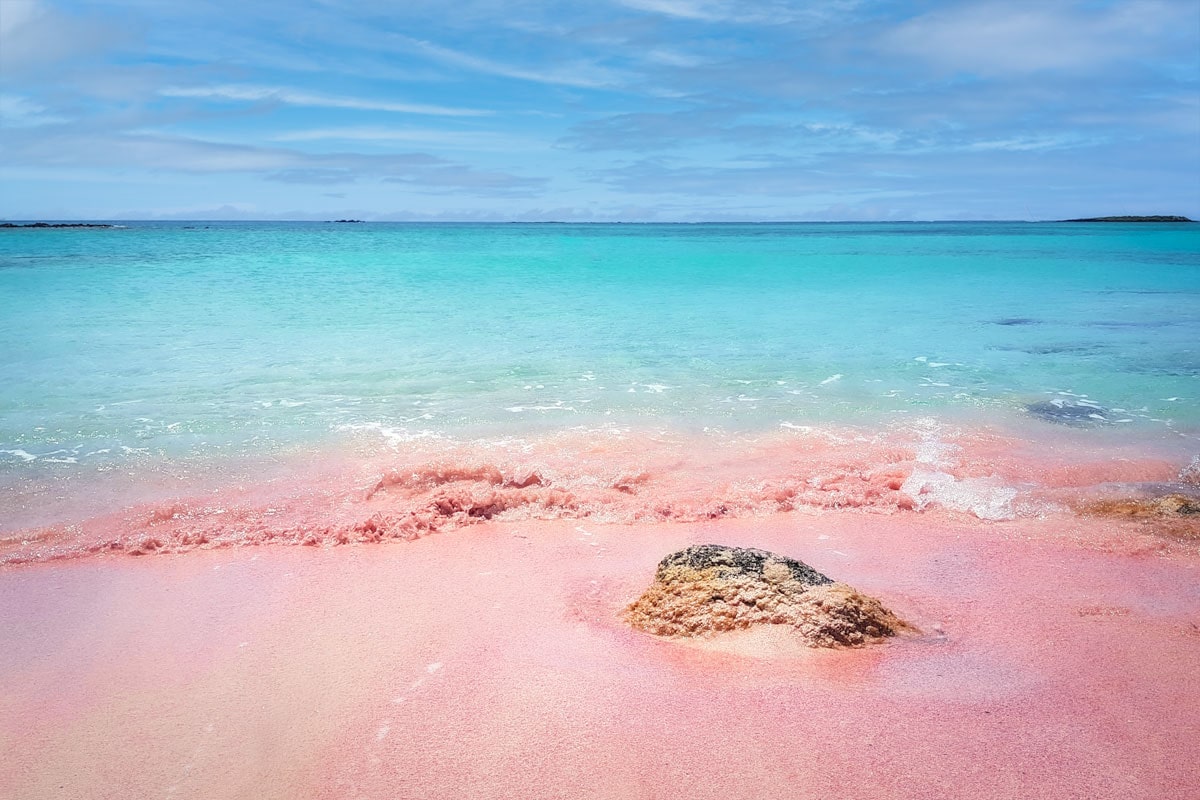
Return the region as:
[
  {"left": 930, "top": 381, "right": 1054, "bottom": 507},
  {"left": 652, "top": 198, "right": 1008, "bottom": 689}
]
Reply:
[
  {"left": 1080, "top": 491, "right": 1200, "bottom": 518},
  {"left": 1026, "top": 398, "right": 1110, "bottom": 426},
  {"left": 1074, "top": 482, "right": 1200, "bottom": 541},
  {"left": 625, "top": 544, "right": 909, "bottom": 647}
]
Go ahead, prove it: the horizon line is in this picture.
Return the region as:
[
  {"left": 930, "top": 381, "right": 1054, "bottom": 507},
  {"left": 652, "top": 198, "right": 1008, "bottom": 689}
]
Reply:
[{"left": 4, "top": 217, "right": 1194, "bottom": 225}]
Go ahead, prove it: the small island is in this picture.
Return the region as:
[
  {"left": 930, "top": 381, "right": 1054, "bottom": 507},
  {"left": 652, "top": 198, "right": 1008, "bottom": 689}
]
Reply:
[
  {"left": 1, "top": 222, "right": 117, "bottom": 228},
  {"left": 1062, "top": 215, "right": 1193, "bottom": 223}
]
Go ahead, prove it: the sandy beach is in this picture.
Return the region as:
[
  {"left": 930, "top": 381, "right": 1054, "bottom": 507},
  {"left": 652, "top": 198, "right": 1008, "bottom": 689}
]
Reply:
[{"left": 3, "top": 492, "right": 1198, "bottom": 798}]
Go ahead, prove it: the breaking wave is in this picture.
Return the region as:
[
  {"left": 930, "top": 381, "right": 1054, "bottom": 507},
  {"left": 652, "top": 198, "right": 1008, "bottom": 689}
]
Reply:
[{"left": 2, "top": 421, "right": 1195, "bottom": 564}]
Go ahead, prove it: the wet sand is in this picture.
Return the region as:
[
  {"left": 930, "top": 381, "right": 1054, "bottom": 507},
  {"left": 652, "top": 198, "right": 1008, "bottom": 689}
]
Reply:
[{"left": 3, "top": 507, "right": 1198, "bottom": 799}]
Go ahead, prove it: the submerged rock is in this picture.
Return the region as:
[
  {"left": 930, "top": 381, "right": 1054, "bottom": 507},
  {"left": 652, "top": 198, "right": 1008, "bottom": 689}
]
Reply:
[
  {"left": 1026, "top": 398, "right": 1110, "bottom": 426},
  {"left": 1079, "top": 490, "right": 1200, "bottom": 518},
  {"left": 1074, "top": 482, "right": 1200, "bottom": 541},
  {"left": 625, "top": 544, "right": 909, "bottom": 647}
]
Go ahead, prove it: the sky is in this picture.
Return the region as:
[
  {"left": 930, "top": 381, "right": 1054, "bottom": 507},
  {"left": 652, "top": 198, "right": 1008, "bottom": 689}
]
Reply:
[{"left": 1, "top": 0, "right": 1197, "bottom": 221}]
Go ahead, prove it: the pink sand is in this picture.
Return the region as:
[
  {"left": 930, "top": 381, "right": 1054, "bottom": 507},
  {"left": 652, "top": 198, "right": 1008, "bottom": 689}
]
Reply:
[
  {"left": 2, "top": 510, "right": 1198, "bottom": 799},
  {"left": 2, "top": 424, "right": 1198, "bottom": 798}
]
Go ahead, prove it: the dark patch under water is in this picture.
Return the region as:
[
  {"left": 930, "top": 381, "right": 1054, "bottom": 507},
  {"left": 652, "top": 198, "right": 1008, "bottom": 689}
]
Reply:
[
  {"left": 1088, "top": 320, "right": 1177, "bottom": 329},
  {"left": 992, "top": 317, "right": 1043, "bottom": 326},
  {"left": 1026, "top": 399, "right": 1110, "bottom": 426},
  {"left": 987, "top": 343, "right": 1107, "bottom": 355},
  {"left": 1025, "top": 344, "right": 1105, "bottom": 355}
]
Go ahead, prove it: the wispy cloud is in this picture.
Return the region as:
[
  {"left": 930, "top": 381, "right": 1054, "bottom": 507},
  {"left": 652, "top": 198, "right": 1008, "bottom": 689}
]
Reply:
[
  {"left": 394, "top": 36, "right": 630, "bottom": 89},
  {"left": 272, "top": 126, "right": 540, "bottom": 151},
  {"left": 0, "top": 0, "right": 41, "bottom": 37},
  {"left": 884, "top": 0, "right": 1197, "bottom": 76},
  {"left": 961, "top": 134, "right": 1095, "bottom": 153},
  {"left": 617, "top": 0, "right": 730, "bottom": 22},
  {"left": 159, "top": 85, "right": 490, "bottom": 117},
  {"left": 0, "top": 93, "right": 66, "bottom": 127},
  {"left": 2, "top": 129, "right": 545, "bottom": 196},
  {"left": 0, "top": 0, "right": 124, "bottom": 73},
  {"left": 616, "top": 0, "right": 861, "bottom": 26}
]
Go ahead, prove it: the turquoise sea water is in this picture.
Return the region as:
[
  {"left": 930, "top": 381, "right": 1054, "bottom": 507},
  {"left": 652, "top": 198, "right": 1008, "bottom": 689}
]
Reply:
[{"left": 1, "top": 222, "right": 1198, "bottom": 496}]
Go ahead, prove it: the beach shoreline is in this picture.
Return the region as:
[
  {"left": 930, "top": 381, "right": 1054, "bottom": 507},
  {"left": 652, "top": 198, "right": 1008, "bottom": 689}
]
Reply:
[{"left": 2, "top": 505, "right": 1198, "bottom": 799}]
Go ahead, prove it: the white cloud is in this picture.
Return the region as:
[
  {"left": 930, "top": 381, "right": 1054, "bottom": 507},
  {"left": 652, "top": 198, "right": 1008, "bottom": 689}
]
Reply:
[
  {"left": 397, "top": 36, "right": 629, "bottom": 89},
  {"left": 644, "top": 48, "right": 709, "bottom": 68},
  {"left": 0, "top": 0, "right": 121, "bottom": 72},
  {"left": 0, "top": 93, "right": 65, "bottom": 126},
  {"left": 616, "top": 0, "right": 860, "bottom": 25},
  {"left": 0, "top": 0, "right": 42, "bottom": 37},
  {"left": 618, "top": 0, "right": 727, "bottom": 21},
  {"left": 2, "top": 129, "right": 546, "bottom": 195},
  {"left": 158, "top": 85, "right": 490, "bottom": 117},
  {"left": 272, "top": 126, "right": 540, "bottom": 151},
  {"left": 961, "top": 134, "right": 1093, "bottom": 152},
  {"left": 885, "top": 0, "right": 1196, "bottom": 76}
]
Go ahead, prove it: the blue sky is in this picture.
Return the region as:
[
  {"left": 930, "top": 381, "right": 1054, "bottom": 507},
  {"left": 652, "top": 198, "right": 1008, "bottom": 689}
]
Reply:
[{"left": 1, "top": 0, "right": 1197, "bottom": 221}]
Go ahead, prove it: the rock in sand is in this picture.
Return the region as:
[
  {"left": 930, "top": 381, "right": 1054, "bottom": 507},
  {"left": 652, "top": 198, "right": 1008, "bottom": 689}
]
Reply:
[{"left": 625, "top": 544, "right": 909, "bottom": 647}]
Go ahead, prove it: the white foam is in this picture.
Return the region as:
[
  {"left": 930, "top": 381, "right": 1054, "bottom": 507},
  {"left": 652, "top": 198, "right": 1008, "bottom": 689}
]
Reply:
[
  {"left": 901, "top": 469, "right": 1017, "bottom": 521},
  {"left": 0, "top": 449, "right": 36, "bottom": 462},
  {"left": 818, "top": 374, "right": 843, "bottom": 385},
  {"left": 910, "top": 418, "right": 957, "bottom": 468},
  {"left": 335, "top": 421, "right": 442, "bottom": 447}
]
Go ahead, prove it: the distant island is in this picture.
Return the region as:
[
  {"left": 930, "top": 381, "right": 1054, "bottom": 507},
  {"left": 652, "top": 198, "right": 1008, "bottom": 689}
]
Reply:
[
  {"left": 1062, "top": 215, "right": 1193, "bottom": 223},
  {"left": 1, "top": 222, "right": 116, "bottom": 228},
  {"left": 330, "top": 219, "right": 365, "bottom": 223}
]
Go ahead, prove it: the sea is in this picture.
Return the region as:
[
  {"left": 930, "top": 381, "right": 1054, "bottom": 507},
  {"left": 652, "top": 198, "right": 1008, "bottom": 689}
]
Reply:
[{"left": 2, "top": 221, "right": 1198, "bottom": 558}]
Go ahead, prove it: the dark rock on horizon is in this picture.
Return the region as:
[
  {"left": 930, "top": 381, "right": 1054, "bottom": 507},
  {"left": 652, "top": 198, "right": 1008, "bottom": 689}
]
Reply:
[
  {"left": 1063, "top": 216, "right": 1193, "bottom": 223},
  {"left": 1, "top": 222, "right": 116, "bottom": 229},
  {"left": 625, "top": 544, "right": 909, "bottom": 647}
]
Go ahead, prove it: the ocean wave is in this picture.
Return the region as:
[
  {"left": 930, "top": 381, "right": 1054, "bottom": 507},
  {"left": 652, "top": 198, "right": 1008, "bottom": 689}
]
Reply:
[{"left": 3, "top": 423, "right": 1195, "bottom": 565}]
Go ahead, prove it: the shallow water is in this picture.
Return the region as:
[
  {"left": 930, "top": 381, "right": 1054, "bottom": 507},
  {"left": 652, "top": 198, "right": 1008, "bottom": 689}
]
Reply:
[{"left": 2, "top": 221, "right": 1197, "bottom": 532}]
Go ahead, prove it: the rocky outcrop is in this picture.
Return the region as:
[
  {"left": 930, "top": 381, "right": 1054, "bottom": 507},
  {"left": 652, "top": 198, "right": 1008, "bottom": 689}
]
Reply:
[
  {"left": 1074, "top": 481, "right": 1200, "bottom": 541},
  {"left": 625, "top": 544, "right": 909, "bottom": 647},
  {"left": 1079, "top": 491, "right": 1200, "bottom": 518}
]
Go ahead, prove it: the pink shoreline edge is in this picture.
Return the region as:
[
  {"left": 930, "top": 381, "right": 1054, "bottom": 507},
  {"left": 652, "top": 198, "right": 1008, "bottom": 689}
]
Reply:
[{"left": 2, "top": 511, "right": 1198, "bottom": 799}]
